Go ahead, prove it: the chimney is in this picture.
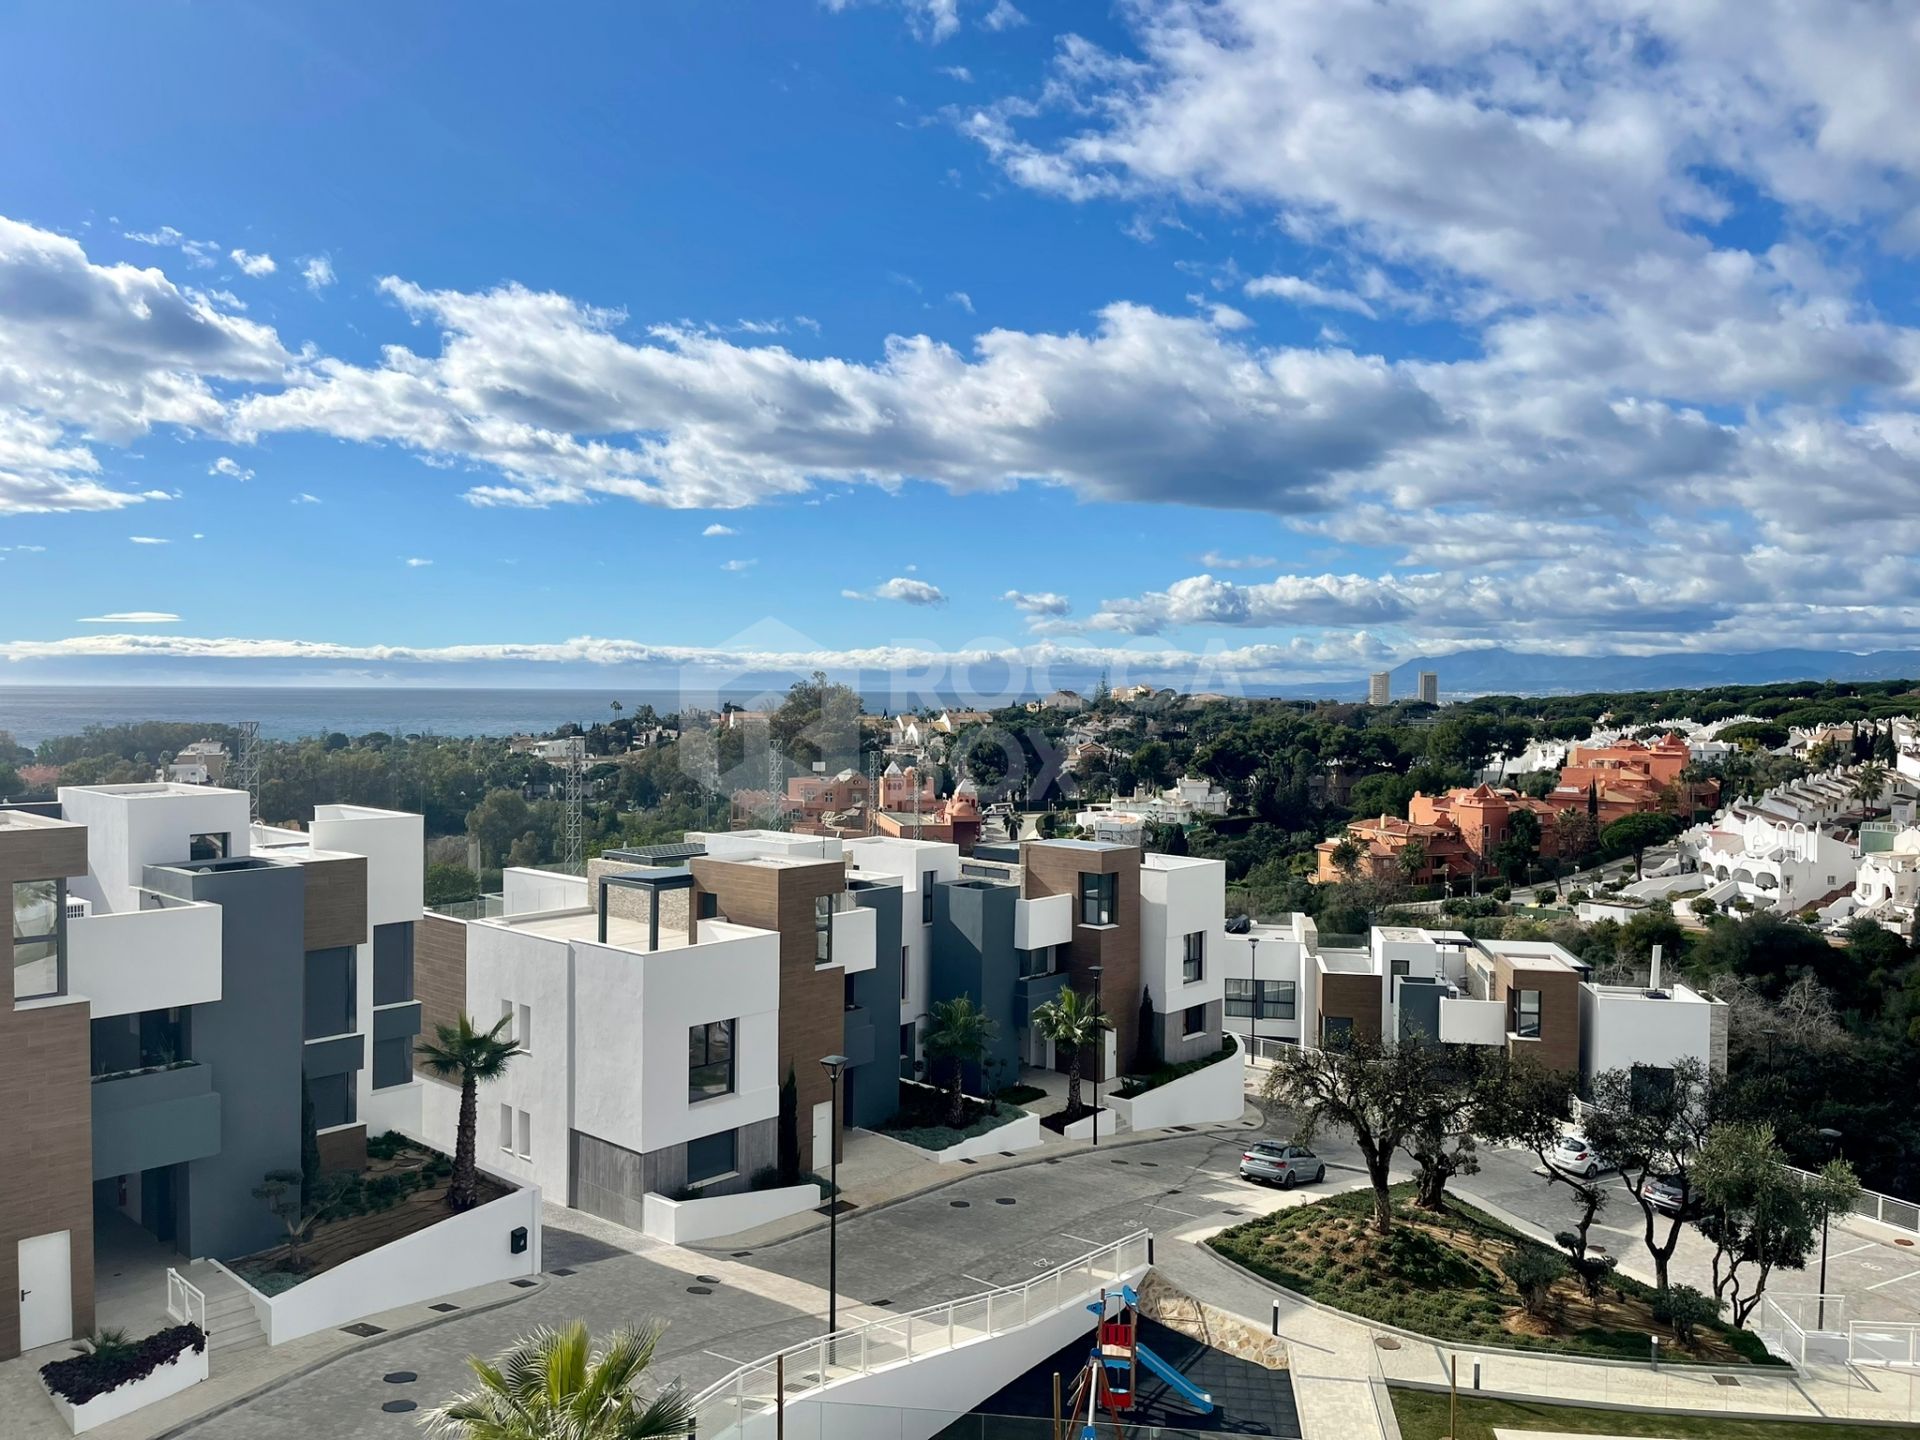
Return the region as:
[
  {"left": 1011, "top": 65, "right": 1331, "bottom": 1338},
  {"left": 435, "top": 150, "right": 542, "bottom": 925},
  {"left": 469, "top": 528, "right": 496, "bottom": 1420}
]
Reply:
[{"left": 1648, "top": 943, "right": 1663, "bottom": 993}]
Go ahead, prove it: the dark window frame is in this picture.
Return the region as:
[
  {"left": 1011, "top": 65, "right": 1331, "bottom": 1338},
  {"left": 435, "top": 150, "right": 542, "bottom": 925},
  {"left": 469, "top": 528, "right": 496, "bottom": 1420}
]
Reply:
[
  {"left": 1079, "top": 872, "right": 1116, "bottom": 927},
  {"left": 1182, "top": 1003, "right": 1206, "bottom": 1037},
  {"left": 188, "top": 832, "right": 229, "bottom": 863},
  {"left": 688, "top": 1019, "right": 736, "bottom": 1103},
  {"left": 1512, "top": 987, "right": 1543, "bottom": 1039},
  {"left": 686, "top": 1128, "right": 737, "bottom": 1185},
  {"left": 1181, "top": 930, "right": 1205, "bottom": 983}
]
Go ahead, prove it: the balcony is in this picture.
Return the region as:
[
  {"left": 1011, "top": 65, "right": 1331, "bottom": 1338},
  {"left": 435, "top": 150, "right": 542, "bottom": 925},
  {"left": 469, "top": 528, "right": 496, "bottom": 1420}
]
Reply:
[
  {"left": 92, "top": 1060, "right": 222, "bottom": 1179},
  {"left": 825, "top": 905, "right": 877, "bottom": 975},
  {"left": 1436, "top": 996, "right": 1507, "bottom": 1047},
  {"left": 68, "top": 893, "right": 223, "bottom": 1020},
  {"left": 1014, "top": 893, "right": 1073, "bottom": 951}
]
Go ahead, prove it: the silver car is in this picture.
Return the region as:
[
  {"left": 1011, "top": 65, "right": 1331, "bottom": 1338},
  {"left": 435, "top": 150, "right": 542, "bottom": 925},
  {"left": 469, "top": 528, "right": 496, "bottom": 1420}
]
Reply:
[{"left": 1239, "top": 1141, "right": 1326, "bottom": 1188}]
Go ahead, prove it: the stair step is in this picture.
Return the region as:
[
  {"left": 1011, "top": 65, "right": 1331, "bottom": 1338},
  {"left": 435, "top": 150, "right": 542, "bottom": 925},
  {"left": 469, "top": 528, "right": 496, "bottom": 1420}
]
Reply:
[{"left": 211, "top": 1335, "right": 268, "bottom": 1363}]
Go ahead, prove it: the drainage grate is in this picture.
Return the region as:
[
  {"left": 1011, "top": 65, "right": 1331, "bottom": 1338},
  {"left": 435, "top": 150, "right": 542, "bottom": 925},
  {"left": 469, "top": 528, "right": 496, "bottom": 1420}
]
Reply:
[
  {"left": 687, "top": 1286, "right": 713, "bottom": 1295},
  {"left": 381, "top": 1400, "right": 418, "bottom": 1414},
  {"left": 1139, "top": 1161, "right": 1158, "bottom": 1168},
  {"left": 950, "top": 1200, "right": 972, "bottom": 1208},
  {"left": 1170, "top": 1125, "right": 1194, "bottom": 1132},
  {"left": 696, "top": 1275, "right": 722, "bottom": 1285},
  {"left": 510, "top": 1278, "right": 538, "bottom": 1288},
  {"left": 342, "top": 1323, "right": 386, "bottom": 1338},
  {"left": 1373, "top": 1337, "right": 1401, "bottom": 1351},
  {"left": 428, "top": 1303, "right": 460, "bottom": 1313},
  {"left": 383, "top": 1372, "right": 417, "bottom": 1385},
  {"left": 817, "top": 1199, "right": 857, "bottom": 1217},
  {"left": 959, "top": 1157, "right": 978, "bottom": 1165},
  {"left": 995, "top": 1197, "right": 1017, "bottom": 1206},
  {"left": 1713, "top": 1374, "right": 1741, "bottom": 1387},
  {"left": 1000, "top": 1151, "right": 1018, "bottom": 1158},
  {"left": 1043, "top": 1158, "right": 1062, "bottom": 1165},
  {"left": 1110, "top": 1159, "right": 1129, "bottom": 1165},
  {"left": 731, "top": 1250, "right": 753, "bottom": 1258},
  {"left": 549, "top": 1267, "right": 577, "bottom": 1277},
  {"left": 871, "top": 1298, "right": 893, "bottom": 1307}
]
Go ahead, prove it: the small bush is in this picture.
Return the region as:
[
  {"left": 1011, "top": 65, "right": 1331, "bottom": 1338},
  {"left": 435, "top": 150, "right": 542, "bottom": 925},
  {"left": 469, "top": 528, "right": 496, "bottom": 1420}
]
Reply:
[
  {"left": 747, "top": 1166, "right": 783, "bottom": 1191},
  {"left": 1652, "top": 1285, "right": 1718, "bottom": 1345},
  {"left": 41, "top": 1325, "right": 205, "bottom": 1406},
  {"left": 1501, "top": 1249, "right": 1566, "bottom": 1317}
]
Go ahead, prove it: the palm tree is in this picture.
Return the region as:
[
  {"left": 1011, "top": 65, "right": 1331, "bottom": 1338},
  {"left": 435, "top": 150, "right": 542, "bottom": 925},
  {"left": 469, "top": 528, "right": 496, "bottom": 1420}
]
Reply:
[
  {"left": 1030, "top": 988, "right": 1111, "bottom": 1123},
  {"left": 922, "top": 995, "right": 995, "bottom": 1125},
  {"left": 426, "top": 1320, "right": 693, "bottom": 1440},
  {"left": 1330, "top": 834, "right": 1365, "bottom": 879},
  {"left": 417, "top": 1013, "right": 521, "bottom": 1211},
  {"left": 1850, "top": 761, "right": 1891, "bottom": 814}
]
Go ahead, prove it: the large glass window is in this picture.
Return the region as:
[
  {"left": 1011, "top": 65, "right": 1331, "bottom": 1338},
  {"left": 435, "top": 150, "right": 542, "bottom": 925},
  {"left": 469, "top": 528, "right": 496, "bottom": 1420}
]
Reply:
[
  {"left": 1322, "top": 1015, "right": 1355, "bottom": 1046},
  {"left": 1181, "top": 930, "right": 1205, "bottom": 983},
  {"left": 1079, "top": 872, "right": 1116, "bottom": 926},
  {"left": 815, "top": 894, "right": 833, "bottom": 965},
  {"left": 1225, "top": 979, "right": 1295, "bottom": 1020},
  {"left": 188, "top": 832, "right": 228, "bottom": 862},
  {"left": 1512, "top": 988, "right": 1542, "bottom": 1039},
  {"left": 12, "top": 877, "right": 63, "bottom": 1001},
  {"left": 686, "top": 1129, "right": 737, "bottom": 1185},
  {"left": 1182, "top": 1003, "right": 1206, "bottom": 1037},
  {"left": 1017, "top": 944, "right": 1054, "bottom": 978},
  {"left": 689, "top": 1020, "right": 736, "bottom": 1102},
  {"left": 373, "top": 1035, "right": 412, "bottom": 1089},
  {"left": 302, "top": 947, "right": 356, "bottom": 1039},
  {"left": 308, "top": 1072, "right": 355, "bottom": 1130},
  {"left": 372, "top": 922, "right": 414, "bottom": 1005},
  {"left": 922, "top": 871, "right": 936, "bottom": 924}
]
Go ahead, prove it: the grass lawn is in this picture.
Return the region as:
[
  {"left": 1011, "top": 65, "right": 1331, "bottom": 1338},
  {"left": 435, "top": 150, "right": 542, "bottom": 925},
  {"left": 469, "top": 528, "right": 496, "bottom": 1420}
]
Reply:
[
  {"left": 1391, "top": 1388, "right": 1918, "bottom": 1440},
  {"left": 1209, "top": 1183, "right": 1778, "bottom": 1366}
]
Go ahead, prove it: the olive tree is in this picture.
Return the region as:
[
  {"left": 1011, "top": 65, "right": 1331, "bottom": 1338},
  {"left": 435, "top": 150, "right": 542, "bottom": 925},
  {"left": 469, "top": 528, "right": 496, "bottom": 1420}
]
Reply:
[{"left": 1582, "top": 1058, "right": 1715, "bottom": 1293}]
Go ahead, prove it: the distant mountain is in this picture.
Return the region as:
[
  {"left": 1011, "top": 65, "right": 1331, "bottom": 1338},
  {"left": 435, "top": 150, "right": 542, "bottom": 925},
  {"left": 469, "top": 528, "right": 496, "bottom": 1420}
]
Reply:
[{"left": 1279, "top": 648, "right": 1920, "bottom": 701}]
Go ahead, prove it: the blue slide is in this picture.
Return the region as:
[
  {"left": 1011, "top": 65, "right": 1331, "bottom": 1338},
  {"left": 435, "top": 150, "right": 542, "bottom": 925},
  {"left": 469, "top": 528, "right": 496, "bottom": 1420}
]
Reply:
[{"left": 1134, "top": 1343, "right": 1215, "bottom": 1414}]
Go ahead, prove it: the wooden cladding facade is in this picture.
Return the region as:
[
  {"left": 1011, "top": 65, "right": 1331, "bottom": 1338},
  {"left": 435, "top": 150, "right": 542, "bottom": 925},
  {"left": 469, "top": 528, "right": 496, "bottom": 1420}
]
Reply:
[
  {"left": 413, "top": 913, "right": 470, "bottom": 1076},
  {"left": 300, "top": 854, "right": 369, "bottom": 953},
  {"left": 1018, "top": 842, "right": 1141, "bottom": 1082}
]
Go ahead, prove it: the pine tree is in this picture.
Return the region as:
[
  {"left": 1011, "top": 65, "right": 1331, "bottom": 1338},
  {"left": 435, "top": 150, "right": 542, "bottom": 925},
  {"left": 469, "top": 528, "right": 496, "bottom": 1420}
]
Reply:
[{"left": 777, "top": 1065, "right": 800, "bottom": 1185}]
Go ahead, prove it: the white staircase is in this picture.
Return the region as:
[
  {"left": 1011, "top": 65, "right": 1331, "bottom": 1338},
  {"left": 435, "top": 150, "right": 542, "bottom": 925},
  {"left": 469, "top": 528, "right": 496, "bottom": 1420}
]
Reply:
[{"left": 175, "top": 1261, "right": 267, "bottom": 1362}]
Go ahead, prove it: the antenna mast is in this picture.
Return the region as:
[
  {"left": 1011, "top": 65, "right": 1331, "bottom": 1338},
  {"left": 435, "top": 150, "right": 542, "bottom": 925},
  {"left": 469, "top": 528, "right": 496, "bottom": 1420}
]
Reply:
[
  {"left": 233, "top": 720, "right": 261, "bottom": 824},
  {"left": 562, "top": 735, "right": 585, "bottom": 874}
]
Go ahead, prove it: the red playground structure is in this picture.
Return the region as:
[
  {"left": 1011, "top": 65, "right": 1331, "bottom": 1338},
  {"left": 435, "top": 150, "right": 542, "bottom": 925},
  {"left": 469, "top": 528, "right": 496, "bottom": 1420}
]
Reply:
[{"left": 1064, "top": 1285, "right": 1213, "bottom": 1437}]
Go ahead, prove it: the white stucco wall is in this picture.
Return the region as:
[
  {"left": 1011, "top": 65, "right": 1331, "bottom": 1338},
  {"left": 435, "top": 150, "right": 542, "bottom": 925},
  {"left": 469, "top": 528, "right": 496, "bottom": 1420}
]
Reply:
[
  {"left": 59, "top": 785, "right": 254, "bottom": 913},
  {"left": 501, "top": 867, "right": 589, "bottom": 916},
  {"left": 845, "top": 836, "right": 961, "bottom": 1043},
  {"left": 1140, "top": 855, "right": 1227, "bottom": 1020},
  {"left": 1578, "top": 985, "right": 1716, "bottom": 1085},
  {"left": 67, "top": 899, "right": 223, "bottom": 1018},
  {"left": 460, "top": 922, "right": 576, "bottom": 1199},
  {"left": 311, "top": 806, "right": 423, "bottom": 927},
  {"left": 641, "top": 1183, "right": 823, "bottom": 1245},
  {"left": 1215, "top": 926, "right": 1310, "bottom": 1044},
  {"left": 1106, "top": 1033, "right": 1245, "bottom": 1132}
]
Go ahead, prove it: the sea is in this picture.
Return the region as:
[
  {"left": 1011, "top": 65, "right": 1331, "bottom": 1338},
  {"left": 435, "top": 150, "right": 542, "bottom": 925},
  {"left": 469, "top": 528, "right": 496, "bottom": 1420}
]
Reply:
[{"left": 0, "top": 685, "right": 755, "bottom": 748}]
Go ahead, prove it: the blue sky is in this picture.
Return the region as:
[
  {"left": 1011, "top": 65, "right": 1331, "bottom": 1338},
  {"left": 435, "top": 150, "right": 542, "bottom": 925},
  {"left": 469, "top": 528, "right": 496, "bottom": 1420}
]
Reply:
[{"left": 4, "top": 1, "right": 1920, "bottom": 690}]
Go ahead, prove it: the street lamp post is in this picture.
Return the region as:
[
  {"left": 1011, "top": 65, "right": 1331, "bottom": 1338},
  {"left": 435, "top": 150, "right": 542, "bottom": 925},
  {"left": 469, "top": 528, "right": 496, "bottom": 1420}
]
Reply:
[
  {"left": 1247, "top": 935, "right": 1261, "bottom": 1050},
  {"left": 1088, "top": 964, "right": 1103, "bottom": 1148},
  {"left": 820, "top": 1054, "right": 849, "bottom": 1334},
  {"left": 1817, "top": 1126, "right": 1843, "bottom": 1330}
]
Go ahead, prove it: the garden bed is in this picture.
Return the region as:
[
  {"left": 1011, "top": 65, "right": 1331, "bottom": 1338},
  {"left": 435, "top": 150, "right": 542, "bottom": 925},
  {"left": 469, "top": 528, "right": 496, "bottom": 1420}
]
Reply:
[
  {"left": 230, "top": 1132, "right": 505, "bottom": 1292},
  {"left": 1209, "top": 1184, "right": 1777, "bottom": 1366},
  {"left": 877, "top": 1079, "right": 1030, "bottom": 1152},
  {"left": 41, "top": 1324, "right": 206, "bottom": 1433},
  {"left": 1113, "top": 1035, "right": 1237, "bottom": 1098},
  {"left": 1390, "top": 1389, "right": 1914, "bottom": 1440}
]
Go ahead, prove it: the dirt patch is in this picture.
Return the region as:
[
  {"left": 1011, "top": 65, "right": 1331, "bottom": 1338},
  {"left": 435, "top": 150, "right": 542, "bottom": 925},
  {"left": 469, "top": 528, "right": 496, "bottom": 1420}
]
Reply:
[{"left": 1138, "top": 1272, "right": 1288, "bottom": 1370}]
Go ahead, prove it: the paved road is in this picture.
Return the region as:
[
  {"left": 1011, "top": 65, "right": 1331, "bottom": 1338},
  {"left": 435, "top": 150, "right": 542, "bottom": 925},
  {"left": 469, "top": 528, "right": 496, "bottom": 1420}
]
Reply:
[{"left": 175, "top": 1099, "right": 1920, "bottom": 1437}]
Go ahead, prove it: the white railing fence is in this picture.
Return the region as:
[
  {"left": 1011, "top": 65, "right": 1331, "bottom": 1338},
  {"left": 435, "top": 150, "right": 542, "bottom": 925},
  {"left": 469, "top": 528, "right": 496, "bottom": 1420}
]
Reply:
[
  {"left": 1781, "top": 1164, "right": 1920, "bottom": 1236},
  {"left": 683, "top": 1230, "right": 1151, "bottom": 1439},
  {"left": 166, "top": 1268, "right": 206, "bottom": 1333},
  {"left": 1756, "top": 1292, "right": 1847, "bottom": 1367},
  {"left": 1244, "top": 1036, "right": 1297, "bottom": 1070},
  {"left": 1851, "top": 1319, "right": 1920, "bottom": 1368}
]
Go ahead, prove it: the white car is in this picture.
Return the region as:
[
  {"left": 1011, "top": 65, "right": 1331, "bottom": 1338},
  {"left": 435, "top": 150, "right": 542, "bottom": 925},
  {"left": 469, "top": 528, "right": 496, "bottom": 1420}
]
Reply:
[{"left": 1551, "top": 1134, "right": 1605, "bottom": 1178}]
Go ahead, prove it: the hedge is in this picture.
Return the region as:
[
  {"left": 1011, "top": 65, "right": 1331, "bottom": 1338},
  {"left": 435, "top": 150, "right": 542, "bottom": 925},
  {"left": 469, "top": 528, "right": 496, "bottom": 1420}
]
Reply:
[{"left": 41, "top": 1324, "right": 205, "bottom": 1406}]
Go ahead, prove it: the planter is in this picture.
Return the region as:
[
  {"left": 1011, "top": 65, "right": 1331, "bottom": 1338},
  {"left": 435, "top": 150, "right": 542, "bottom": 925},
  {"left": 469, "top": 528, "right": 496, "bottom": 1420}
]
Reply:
[
  {"left": 887, "top": 1108, "right": 1044, "bottom": 1164},
  {"left": 44, "top": 1342, "right": 208, "bottom": 1434},
  {"left": 1060, "top": 1108, "right": 1119, "bottom": 1142},
  {"left": 642, "top": 1183, "right": 823, "bottom": 1244},
  {"left": 1107, "top": 1033, "right": 1245, "bottom": 1132}
]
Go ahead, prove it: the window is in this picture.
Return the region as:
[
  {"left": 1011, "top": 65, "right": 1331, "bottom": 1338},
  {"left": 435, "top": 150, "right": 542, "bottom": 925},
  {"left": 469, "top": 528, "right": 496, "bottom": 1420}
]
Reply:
[
  {"left": 815, "top": 894, "right": 833, "bottom": 965},
  {"left": 1018, "top": 945, "right": 1053, "bottom": 979},
  {"left": 499, "top": 1102, "right": 514, "bottom": 1151},
  {"left": 302, "top": 947, "right": 355, "bottom": 1039},
  {"left": 844, "top": 974, "right": 858, "bottom": 1012},
  {"left": 900, "top": 946, "right": 910, "bottom": 1000},
  {"left": 12, "top": 877, "right": 64, "bottom": 1001},
  {"left": 372, "top": 922, "right": 414, "bottom": 1005},
  {"left": 1079, "top": 872, "right": 1116, "bottom": 927},
  {"left": 1322, "top": 1015, "right": 1355, "bottom": 1046},
  {"left": 373, "top": 1036, "right": 412, "bottom": 1089},
  {"left": 188, "top": 832, "right": 228, "bottom": 862},
  {"left": 686, "top": 1129, "right": 737, "bottom": 1185},
  {"left": 517, "top": 1109, "right": 532, "bottom": 1159},
  {"left": 308, "top": 1072, "right": 354, "bottom": 1129},
  {"left": 922, "top": 871, "right": 936, "bottom": 924},
  {"left": 1182, "top": 930, "right": 1205, "bottom": 983},
  {"left": 698, "top": 891, "right": 719, "bottom": 921},
  {"left": 1183, "top": 1003, "right": 1205, "bottom": 1037},
  {"left": 689, "top": 1020, "right": 736, "bottom": 1102},
  {"left": 517, "top": 1003, "right": 532, "bottom": 1054},
  {"left": 1226, "top": 979, "right": 1296, "bottom": 1020},
  {"left": 900, "top": 1022, "right": 915, "bottom": 1078},
  {"left": 500, "top": 998, "right": 515, "bottom": 1043},
  {"left": 1512, "top": 988, "right": 1542, "bottom": 1039}
]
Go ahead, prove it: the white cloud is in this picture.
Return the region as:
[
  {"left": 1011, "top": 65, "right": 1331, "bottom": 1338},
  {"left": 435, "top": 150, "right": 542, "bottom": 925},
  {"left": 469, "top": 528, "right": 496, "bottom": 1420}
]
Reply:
[
  {"left": 981, "top": 0, "right": 1025, "bottom": 30},
  {"left": 845, "top": 576, "right": 949, "bottom": 605},
  {"left": 1196, "top": 551, "right": 1277, "bottom": 571},
  {"left": 720, "top": 557, "right": 757, "bottom": 571},
  {"left": 940, "top": 66, "right": 973, "bottom": 83},
  {"left": 947, "top": 290, "right": 974, "bottom": 312},
  {"left": 208, "top": 456, "right": 254, "bottom": 482},
  {"left": 1003, "top": 589, "right": 1071, "bottom": 617},
  {"left": 291, "top": 492, "right": 321, "bottom": 504},
  {"left": 77, "top": 611, "right": 179, "bottom": 624},
  {"left": 301, "top": 255, "right": 336, "bottom": 293},
  {"left": 123, "top": 225, "right": 219, "bottom": 267},
  {"left": 702, "top": 523, "right": 737, "bottom": 536},
  {"left": 1244, "top": 275, "right": 1376, "bottom": 319},
  {"left": 405, "top": 556, "right": 432, "bottom": 567},
  {"left": 824, "top": 0, "right": 957, "bottom": 43},
  {"left": 128, "top": 535, "right": 170, "bottom": 545},
  {"left": 230, "top": 248, "right": 277, "bottom": 277}
]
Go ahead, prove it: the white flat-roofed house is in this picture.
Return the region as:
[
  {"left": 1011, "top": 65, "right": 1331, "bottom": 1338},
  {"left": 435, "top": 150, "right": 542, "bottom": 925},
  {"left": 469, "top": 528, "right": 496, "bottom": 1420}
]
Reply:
[{"left": 1138, "top": 854, "right": 1228, "bottom": 1064}]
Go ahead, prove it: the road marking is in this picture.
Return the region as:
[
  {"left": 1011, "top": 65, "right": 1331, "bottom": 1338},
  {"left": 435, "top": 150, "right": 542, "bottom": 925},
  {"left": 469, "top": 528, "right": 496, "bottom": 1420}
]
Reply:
[
  {"left": 1864, "top": 1268, "right": 1920, "bottom": 1291},
  {"left": 1147, "top": 1201, "right": 1202, "bottom": 1219},
  {"left": 1828, "top": 1242, "right": 1879, "bottom": 1260},
  {"left": 961, "top": 1272, "right": 997, "bottom": 1288},
  {"left": 703, "top": 1349, "right": 744, "bottom": 1366},
  {"left": 1059, "top": 1232, "right": 1101, "bottom": 1248}
]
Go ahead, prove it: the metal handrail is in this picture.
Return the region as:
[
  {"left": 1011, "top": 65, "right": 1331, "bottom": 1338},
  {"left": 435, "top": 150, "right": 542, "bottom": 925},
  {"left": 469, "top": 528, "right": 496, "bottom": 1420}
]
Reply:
[
  {"left": 166, "top": 1268, "right": 206, "bottom": 1333},
  {"left": 683, "top": 1229, "right": 1151, "bottom": 1438}
]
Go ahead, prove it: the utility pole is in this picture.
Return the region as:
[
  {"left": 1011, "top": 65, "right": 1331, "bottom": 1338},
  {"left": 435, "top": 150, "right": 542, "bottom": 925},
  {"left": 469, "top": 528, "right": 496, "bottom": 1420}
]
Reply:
[{"left": 232, "top": 720, "right": 261, "bottom": 823}]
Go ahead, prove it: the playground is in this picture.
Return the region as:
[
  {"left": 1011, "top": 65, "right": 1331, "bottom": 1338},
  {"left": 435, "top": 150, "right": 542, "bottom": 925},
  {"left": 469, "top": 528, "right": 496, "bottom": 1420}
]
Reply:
[{"left": 945, "top": 1285, "right": 1302, "bottom": 1437}]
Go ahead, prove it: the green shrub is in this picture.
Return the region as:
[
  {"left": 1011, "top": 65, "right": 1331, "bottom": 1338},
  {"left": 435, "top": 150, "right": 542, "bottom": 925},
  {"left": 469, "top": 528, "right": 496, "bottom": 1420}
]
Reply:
[
  {"left": 1500, "top": 1248, "right": 1566, "bottom": 1317},
  {"left": 1652, "top": 1285, "right": 1718, "bottom": 1345}
]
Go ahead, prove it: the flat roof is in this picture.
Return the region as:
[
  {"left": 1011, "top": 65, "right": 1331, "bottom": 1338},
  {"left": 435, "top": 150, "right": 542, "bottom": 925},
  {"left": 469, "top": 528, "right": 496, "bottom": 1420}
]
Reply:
[
  {"left": 1476, "top": 938, "right": 1586, "bottom": 972},
  {"left": 1319, "top": 949, "right": 1375, "bottom": 973}
]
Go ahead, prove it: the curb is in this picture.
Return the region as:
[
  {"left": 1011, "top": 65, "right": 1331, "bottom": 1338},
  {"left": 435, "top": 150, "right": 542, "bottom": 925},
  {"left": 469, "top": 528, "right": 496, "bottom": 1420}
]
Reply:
[
  {"left": 147, "top": 1276, "right": 549, "bottom": 1440},
  {"left": 708, "top": 1102, "right": 1270, "bottom": 1252}
]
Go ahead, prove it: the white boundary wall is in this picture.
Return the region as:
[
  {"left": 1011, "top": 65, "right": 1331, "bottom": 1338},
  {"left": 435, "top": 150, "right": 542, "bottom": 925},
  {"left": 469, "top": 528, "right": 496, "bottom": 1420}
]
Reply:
[
  {"left": 1106, "top": 1034, "right": 1245, "bottom": 1133},
  {"left": 642, "top": 1183, "right": 822, "bottom": 1245},
  {"left": 45, "top": 1341, "right": 208, "bottom": 1434},
  {"left": 225, "top": 1176, "right": 540, "bottom": 1345}
]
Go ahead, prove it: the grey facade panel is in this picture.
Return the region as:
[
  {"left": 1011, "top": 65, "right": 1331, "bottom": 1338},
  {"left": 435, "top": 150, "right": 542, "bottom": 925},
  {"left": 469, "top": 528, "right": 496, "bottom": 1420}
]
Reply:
[
  {"left": 570, "top": 1118, "right": 778, "bottom": 1230},
  {"left": 1157, "top": 999, "right": 1226, "bottom": 1067},
  {"left": 846, "top": 882, "right": 903, "bottom": 1129},
  {"left": 372, "top": 921, "right": 415, "bottom": 1006},
  {"left": 371, "top": 1036, "right": 412, "bottom": 1090},
  {"left": 90, "top": 1062, "right": 222, "bottom": 1179},
  {"left": 145, "top": 859, "right": 308, "bottom": 1261},
  {"left": 301, "top": 1032, "right": 366, "bottom": 1079},
  {"left": 372, "top": 1001, "right": 423, "bottom": 1042},
  {"left": 1398, "top": 977, "right": 1445, "bottom": 1043},
  {"left": 930, "top": 878, "right": 1022, "bottom": 1087},
  {"left": 303, "top": 946, "right": 356, "bottom": 1040}
]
